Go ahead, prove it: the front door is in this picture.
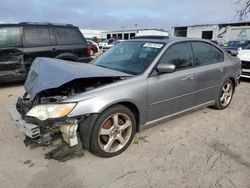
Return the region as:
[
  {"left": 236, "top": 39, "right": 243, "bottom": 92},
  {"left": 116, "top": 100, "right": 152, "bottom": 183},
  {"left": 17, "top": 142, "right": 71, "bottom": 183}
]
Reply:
[{"left": 147, "top": 42, "right": 197, "bottom": 123}]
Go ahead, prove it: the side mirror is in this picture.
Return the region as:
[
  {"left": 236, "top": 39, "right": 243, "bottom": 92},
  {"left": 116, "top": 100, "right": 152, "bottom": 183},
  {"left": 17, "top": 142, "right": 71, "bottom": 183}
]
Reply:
[
  {"left": 230, "top": 50, "right": 238, "bottom": 56},
  {"left": 157, "top": 64, "right": 176, "bottom": 73}
]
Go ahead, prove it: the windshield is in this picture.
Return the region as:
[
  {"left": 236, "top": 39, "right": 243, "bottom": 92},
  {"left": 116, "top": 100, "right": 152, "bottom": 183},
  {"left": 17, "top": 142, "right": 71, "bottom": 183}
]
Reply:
[
  {"left": 0, "top": 27, "right": 21, "bottom": 47},
  {"left": 93, "top": 41, "right": 164, "bottom": 75},
  {"left": 223, "top": 41, "right": 247, "bottom": 48}
]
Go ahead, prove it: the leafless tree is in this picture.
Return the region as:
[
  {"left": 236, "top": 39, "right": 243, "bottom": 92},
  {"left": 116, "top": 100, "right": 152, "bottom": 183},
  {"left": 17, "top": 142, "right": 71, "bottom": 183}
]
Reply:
[{"left": 235, "top": 0, "right": 250, "bottom": 20}]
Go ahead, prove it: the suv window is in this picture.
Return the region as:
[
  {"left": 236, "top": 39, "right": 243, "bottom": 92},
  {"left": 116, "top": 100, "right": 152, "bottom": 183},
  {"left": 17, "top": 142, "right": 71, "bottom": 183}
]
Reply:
[
  {"left": 24, "top": 26, "right": 51, "bottom": 47},
  {"left": 0, "top": 27, "right": 21, "bottom": 47},
  {"left": 159, "top": 42, "right": 193, "bottom": 70},
  {"left": 191, "top": 42, "right": 220, "bottom": 65},
  {"left": 53, "top": 27, "right": 85, "bottom": 45}
]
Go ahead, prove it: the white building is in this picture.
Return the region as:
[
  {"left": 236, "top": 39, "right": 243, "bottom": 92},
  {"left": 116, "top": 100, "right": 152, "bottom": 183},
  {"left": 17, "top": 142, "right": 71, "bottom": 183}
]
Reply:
[
  {"left": 171, "top": 22, "right": 250, "bottom": 44},
  {"left": 102, "top": 29, "right": 168, "bottom": 40},
  {"left": 80, "top": 28, "right": 168, "bottom": 41},
  {"left": 80, "top": 29, "right": 108, "bottom": 40}
]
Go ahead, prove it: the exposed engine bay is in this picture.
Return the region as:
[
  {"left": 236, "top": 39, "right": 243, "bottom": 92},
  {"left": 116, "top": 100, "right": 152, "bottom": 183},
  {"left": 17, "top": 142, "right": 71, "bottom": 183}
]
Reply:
[{"left": 17, "top": 77, "right": 124, "bottom": 116}]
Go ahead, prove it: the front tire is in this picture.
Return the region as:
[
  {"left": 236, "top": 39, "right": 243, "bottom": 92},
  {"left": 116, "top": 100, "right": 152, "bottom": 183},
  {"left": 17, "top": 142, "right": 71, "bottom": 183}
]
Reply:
[
  {"left": 89, "top": 105, "right": 136, "bottom": 157},
  {"left": 213, "top": 79, "right": 234, "bottom": 110}
]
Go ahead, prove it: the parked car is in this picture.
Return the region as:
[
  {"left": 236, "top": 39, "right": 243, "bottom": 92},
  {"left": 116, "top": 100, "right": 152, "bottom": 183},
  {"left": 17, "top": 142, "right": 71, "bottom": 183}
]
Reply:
[
  {"left": 237, "top": 46, "right": 250, "bottom": 78},
  {"left": 98, "top": 38, "right": 114, "bottom": 49},
  {"left": 222, "top": 40, "right": 250, "bottom": 55},
  {"left": 131, "top": 35, "right": 169, "bottom": 40},
  {"left": 0, "top": 22, "right": 92, "bottom": 83},
  {"left": 102, "top": 40, "right": 124, "bottom": 52},
  {"left": 87, "top": 40, "right": 98, "bottom": 55},
  {"left": 10, "top": 38, "right": 241, "bottom": 159}
]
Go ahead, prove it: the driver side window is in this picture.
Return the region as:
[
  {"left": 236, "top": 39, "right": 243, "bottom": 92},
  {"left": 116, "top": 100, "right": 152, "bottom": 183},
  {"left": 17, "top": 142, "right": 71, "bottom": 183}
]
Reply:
[{"left": 159, "top": 42, "right": 193, "bottom": 70}]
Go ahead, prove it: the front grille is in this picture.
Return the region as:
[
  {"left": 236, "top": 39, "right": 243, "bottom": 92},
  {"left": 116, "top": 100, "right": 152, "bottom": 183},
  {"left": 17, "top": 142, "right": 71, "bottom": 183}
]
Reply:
[
  {"left": 241, "top": 61, "right": 250, "bottom": 69},
  {"left": 242, "top": 71, "right": 250, "bottom": 76},
  {"left": 27, "top": 124, "right": 40, "bottom": 138}
]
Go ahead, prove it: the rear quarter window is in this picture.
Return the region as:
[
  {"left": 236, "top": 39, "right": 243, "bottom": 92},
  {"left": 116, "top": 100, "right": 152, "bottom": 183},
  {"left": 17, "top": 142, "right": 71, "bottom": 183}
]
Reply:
[
  {"left": 0, "top": 27, "right": 21, "bottom": 47},
  {"left": 53, "top": 27, "right": 86, "bottom": 45},
  {"left": 24, "top": 26, "right": 51, "bottom": 47},
  {"left": 210, "top": 45, "right": 224, "bottom": 63}
]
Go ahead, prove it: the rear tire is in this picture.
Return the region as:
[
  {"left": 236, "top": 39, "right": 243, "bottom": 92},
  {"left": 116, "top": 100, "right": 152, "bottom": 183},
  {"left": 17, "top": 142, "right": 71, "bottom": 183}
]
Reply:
[
  {"left": 213, "top": 79, "right": 234, "bottom": 110},
  {"left": 89, "top": 105, "right": 136, "bottom": 157}
]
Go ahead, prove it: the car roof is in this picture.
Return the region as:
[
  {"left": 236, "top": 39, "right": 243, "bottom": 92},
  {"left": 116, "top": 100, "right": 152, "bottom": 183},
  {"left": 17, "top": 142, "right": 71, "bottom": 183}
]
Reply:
[
  {"left": 0, "top": 22, "right": 77, "bottom": 28},
  {"left": 226, "top": 40, "right": 250, "bottom": 42},
  {"left": 131, "top": 35, "right": 169, "bottom": 40},
  {"left": 127, "top": 37, "right": 215, "bottom": 44}
]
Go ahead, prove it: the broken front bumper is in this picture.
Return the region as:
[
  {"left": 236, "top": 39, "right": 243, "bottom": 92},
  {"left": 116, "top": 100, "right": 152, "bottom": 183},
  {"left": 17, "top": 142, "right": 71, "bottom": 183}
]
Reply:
[
  {"left": 9, "top": 105, "right": 80, "bottom": 147},
  {"left": 9, "top": 105, "right": 40, "bottom": 138}
]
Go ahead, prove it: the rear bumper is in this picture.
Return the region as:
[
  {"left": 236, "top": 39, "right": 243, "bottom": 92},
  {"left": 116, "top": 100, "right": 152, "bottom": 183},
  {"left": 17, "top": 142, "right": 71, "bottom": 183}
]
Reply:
[{"left": 0, "top": 70, "right": 26, "bottom": 83}]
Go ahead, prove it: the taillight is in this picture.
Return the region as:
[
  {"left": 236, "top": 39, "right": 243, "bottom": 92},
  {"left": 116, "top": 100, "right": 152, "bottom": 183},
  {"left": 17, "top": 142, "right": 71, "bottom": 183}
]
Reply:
[{"left": 87, "top": 45, "right": 91, "bottom": 57}]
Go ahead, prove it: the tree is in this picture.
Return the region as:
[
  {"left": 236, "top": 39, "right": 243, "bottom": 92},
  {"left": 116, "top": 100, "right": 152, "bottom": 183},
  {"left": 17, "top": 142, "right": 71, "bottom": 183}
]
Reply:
[{"left": 235, "top": 0, "right": 250, "bottom": 20}]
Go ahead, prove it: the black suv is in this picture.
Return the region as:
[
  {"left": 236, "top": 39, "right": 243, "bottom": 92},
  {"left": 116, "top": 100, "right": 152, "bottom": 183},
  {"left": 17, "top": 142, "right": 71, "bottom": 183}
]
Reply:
[{"left": 0, "top": 22, "right": 92, "bottom": 83}]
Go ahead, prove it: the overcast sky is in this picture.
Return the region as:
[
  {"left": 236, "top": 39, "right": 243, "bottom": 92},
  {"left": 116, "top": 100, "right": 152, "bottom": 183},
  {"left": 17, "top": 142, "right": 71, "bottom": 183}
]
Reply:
[{"left": 0, "top": 0, "right": 246, "bottom": 31}]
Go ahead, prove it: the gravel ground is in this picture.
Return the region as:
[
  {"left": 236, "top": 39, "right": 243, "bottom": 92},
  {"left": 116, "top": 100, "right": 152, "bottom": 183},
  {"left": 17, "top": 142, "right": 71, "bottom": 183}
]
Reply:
[{"left": 0, "top": 80, "right": 249, "bottom": 188}]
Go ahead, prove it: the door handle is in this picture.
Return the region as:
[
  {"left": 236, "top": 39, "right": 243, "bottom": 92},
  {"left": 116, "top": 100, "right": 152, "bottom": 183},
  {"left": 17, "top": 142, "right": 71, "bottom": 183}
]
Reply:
[
  {"left": 182, "top": 75, "right": 195, "bottom": 80},
  {"left": 218, "top": 67, "right": 224, "bottom": 72},
  {"left": 51, "top": 48, "right": 56, "bottom": 51}
]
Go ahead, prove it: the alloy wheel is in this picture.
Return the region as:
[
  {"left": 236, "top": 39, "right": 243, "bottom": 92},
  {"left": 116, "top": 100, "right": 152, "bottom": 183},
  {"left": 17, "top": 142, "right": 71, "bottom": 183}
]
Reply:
[
  {"left": 220, "top": 82, "right": 233, "bottom": 107},
  {"left": 98, "top": 113, "right": 132, "bottom": 153}
]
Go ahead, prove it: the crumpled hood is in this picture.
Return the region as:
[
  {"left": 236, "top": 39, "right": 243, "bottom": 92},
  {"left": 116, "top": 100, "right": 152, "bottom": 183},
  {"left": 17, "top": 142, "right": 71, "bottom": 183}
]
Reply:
[{"left": 25, "top": 57, "right": 131, "bottom": 100}]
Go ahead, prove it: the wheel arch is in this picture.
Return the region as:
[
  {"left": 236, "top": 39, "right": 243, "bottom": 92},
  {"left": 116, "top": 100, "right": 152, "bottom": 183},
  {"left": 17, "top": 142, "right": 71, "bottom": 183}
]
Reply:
[
  {"left": 228, "top": 77, "right": 236, "bottom": 92},
  {"left": 79, "top": 100, "right": 141, "bottom": 151},
  {"left": 55, "top": 53, "right": 79, "bottom": 61},
  {"left": 99, "top": 101, "right": 141, "bottom": 132}
]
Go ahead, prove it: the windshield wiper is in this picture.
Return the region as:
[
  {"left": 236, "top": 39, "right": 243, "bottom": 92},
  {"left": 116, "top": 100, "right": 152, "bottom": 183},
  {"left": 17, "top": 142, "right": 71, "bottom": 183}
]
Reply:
[{"left": 96, "top": 64, "right": 110, "bottom": 69}]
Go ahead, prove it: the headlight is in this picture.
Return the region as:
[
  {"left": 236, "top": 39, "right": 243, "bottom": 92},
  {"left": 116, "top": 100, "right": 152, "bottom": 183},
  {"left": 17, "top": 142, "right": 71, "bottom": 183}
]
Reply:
[{"left": 26, "top": 103, "right": 76, "bottom": 121}]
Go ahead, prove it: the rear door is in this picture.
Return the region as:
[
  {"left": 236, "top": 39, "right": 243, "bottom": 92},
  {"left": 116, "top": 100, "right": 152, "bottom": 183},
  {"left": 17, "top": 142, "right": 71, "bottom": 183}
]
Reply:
[
  {"left": 23, "top": 25, "right": 54, "bottom": 68},
  {"left": 147, "top": 42, "right": 197, "bottom": 122},
  {"left": 52, "top": 26, "right": 90, "bottom": 62},
  {"left": 190, "top": 41, "right": 225, "bottom": 105},
  {"left": 0, "top": 26, "right": 26, "bottom": 79}
]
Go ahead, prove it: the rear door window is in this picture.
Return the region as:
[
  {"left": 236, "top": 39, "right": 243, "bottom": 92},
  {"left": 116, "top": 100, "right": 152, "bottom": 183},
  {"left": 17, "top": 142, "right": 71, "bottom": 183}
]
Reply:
[
  {"left": 159, "top": 42, "right": 193, "bottom": 70},
  {"left": 24, "top": 26, "right": 51, "bottom": 47},
  {"left": 191, "top": 42, "right": 220, "bottom": 65},
  {"left": 53, "top": 27, "right": 85, "bottom": 45},
  {"left": 0, "top": 27, "right": 21, "bottom": 47}
]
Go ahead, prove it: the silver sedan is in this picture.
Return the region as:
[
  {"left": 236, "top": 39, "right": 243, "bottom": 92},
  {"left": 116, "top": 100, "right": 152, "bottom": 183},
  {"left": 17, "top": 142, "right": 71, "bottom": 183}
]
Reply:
[{"left": 11, "top": 38, "right": 241, "bottom": 158}]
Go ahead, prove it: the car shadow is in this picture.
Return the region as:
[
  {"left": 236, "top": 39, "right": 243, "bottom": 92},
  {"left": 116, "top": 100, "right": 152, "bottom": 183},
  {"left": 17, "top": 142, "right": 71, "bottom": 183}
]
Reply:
[
  {"left": 0, "top": 81, "right": 24, "bottom": 89},
  {"left": 240, "top": 78, "right": 250, "bottom": 83}
]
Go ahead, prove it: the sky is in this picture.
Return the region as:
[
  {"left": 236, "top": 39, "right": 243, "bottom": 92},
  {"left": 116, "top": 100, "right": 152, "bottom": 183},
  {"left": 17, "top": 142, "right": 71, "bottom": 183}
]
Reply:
[{"left": 0, "top": 0, "right": 247, "bottom": 31}]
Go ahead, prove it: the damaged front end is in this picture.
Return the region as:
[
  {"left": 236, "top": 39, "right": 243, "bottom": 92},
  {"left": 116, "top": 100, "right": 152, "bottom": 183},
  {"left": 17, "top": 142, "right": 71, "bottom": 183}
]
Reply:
[
  {"left": 9, "top": 57, "right": 131, "bottom": 161},
  {"left": 15, "top": 94, "right": 79, "bottom": 147}
]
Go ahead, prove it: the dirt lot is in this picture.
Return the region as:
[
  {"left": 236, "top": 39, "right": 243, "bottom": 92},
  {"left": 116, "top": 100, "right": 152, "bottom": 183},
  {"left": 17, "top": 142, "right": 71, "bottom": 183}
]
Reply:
[{"left": 0, "top": 80, "right": 249, "bottom": 188}]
